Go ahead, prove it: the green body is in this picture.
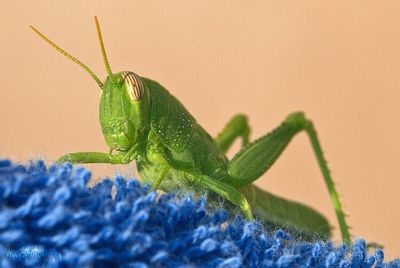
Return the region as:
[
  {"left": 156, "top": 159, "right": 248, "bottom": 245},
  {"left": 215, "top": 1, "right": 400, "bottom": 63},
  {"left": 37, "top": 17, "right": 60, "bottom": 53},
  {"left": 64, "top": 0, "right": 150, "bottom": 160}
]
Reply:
[{"left": 30, "top": 17, "right": 351, "bottom": 243}]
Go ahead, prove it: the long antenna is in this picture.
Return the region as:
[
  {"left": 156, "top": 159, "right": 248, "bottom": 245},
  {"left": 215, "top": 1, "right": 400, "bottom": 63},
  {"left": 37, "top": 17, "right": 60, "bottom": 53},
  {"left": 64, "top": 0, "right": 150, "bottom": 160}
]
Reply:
[
  {"left": 29, "top": 25, "right": 104, "bottom": 89},
  {"left": 94, "top": 16, "right": 113, "bottom": 76}
]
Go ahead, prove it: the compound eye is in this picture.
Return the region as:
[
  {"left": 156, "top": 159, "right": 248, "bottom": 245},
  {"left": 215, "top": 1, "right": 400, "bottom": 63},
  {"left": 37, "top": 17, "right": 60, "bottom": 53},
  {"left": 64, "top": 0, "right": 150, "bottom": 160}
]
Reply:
[{"left": 123, "top": 71, "right": 143, "bottom": 101}]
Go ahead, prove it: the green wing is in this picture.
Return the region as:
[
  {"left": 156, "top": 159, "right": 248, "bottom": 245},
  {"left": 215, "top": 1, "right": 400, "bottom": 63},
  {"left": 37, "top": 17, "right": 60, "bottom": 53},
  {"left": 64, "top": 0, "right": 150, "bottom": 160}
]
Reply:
[
  {"left": 142, "top": 77, "right": 228, "bottom": 175},
  {"left": 142, "top": 77, "right": 196, "bottom": 152},
  {"left": 243, "top": 184, "right": 331, "bottom": 240}
]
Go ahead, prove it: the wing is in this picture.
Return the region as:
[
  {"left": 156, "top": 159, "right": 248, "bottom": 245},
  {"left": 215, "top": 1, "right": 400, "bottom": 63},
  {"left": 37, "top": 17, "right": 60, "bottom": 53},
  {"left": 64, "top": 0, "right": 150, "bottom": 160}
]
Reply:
[
  {"left": 141, "top": 77, "right": 228, "bottom": 175},
  {"left": 142, "top": 77, "right": 195, "bottom": 152},
  {"left": 242, "top": 184, "right": 331, "bottom": 240}
]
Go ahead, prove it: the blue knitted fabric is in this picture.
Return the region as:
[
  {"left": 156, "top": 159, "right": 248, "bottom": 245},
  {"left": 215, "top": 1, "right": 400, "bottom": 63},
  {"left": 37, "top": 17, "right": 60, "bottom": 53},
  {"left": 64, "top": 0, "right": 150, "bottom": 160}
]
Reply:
[{"left": 0, "top": 159, "right": 398, "bottom": 268}]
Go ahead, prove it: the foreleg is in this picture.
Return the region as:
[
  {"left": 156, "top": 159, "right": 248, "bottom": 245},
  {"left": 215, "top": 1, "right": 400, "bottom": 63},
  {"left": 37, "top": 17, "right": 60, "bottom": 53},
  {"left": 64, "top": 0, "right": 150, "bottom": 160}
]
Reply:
[{"left": 57, "top": 151, "right": 130, "bottom": 164}]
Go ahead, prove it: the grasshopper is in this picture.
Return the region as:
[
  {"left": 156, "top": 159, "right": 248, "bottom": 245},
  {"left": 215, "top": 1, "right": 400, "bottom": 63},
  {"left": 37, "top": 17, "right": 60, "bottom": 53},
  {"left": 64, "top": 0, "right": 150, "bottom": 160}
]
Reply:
[{"left": 30, "top": 17, "right": 350, "bottom": 243}]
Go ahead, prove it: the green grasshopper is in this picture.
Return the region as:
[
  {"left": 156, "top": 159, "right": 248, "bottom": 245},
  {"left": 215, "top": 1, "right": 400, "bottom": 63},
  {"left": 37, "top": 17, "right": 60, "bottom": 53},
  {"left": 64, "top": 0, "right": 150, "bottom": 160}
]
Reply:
[{"left": 30, "top": 17, "right": 350, "bottom": 243}]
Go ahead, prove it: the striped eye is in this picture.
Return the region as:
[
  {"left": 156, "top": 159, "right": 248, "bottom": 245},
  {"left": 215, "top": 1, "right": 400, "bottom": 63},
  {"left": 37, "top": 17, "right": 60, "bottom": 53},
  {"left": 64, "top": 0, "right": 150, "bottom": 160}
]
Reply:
[{"left": 123, "top": 71, "right": 143, "bottom": 101}]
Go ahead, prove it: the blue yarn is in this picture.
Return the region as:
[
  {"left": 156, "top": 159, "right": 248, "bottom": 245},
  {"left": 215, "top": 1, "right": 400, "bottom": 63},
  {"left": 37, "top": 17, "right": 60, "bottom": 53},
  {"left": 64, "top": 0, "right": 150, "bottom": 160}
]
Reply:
[{"left": 0, "top": 159, "right": 398, "bottom": 268}]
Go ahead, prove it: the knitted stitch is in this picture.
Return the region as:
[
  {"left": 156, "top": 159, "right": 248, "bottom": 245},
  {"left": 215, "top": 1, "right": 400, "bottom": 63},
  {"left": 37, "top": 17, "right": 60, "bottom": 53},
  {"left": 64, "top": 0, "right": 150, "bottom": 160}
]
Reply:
[{"left": 0, "top": 159, "right": 398, "bottom": 267}]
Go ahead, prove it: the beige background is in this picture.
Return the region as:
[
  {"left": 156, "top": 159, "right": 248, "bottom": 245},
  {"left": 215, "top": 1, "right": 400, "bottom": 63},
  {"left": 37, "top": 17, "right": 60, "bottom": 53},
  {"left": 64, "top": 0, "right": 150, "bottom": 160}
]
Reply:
[{"left": 1, "top": 1, "right": 399, "bottom": 259}]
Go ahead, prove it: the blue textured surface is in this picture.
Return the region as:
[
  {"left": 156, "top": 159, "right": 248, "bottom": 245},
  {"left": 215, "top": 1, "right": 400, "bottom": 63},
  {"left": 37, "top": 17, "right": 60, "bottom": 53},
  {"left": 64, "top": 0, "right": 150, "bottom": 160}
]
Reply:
[{"left": 0, "top": 159, "right": 398, "bottom": 268}]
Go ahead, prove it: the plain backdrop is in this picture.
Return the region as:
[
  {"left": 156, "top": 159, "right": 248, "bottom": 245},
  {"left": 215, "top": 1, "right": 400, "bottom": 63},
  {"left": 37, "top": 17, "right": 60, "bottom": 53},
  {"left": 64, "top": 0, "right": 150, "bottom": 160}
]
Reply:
[{"left": 1, "top": 1, "right": 399, "bottom": 259}]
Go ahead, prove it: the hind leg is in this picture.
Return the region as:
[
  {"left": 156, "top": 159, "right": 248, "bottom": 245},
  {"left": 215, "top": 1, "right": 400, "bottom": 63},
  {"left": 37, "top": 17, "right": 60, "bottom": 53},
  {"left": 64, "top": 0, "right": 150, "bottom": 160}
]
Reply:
[{"left": 225, "top": 112, "right": 350, "bottom": 243}]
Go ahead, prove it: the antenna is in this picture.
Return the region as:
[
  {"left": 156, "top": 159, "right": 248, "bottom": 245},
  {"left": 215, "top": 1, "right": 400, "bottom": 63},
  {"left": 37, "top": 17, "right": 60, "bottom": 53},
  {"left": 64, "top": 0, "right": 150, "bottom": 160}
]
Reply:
[
  {"left": 30, "top": 25, "right": 104, "bottom": 88},
  {"left": 94, "top": 16, "right": 113, "bottom": 76}
]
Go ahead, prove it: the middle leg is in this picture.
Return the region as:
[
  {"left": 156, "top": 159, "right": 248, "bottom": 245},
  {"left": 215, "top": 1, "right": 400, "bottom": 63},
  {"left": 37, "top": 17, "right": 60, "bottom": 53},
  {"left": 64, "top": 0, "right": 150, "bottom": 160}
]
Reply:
[{"left": 214, "top": 114, "right": 251, "bottom": 154}]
